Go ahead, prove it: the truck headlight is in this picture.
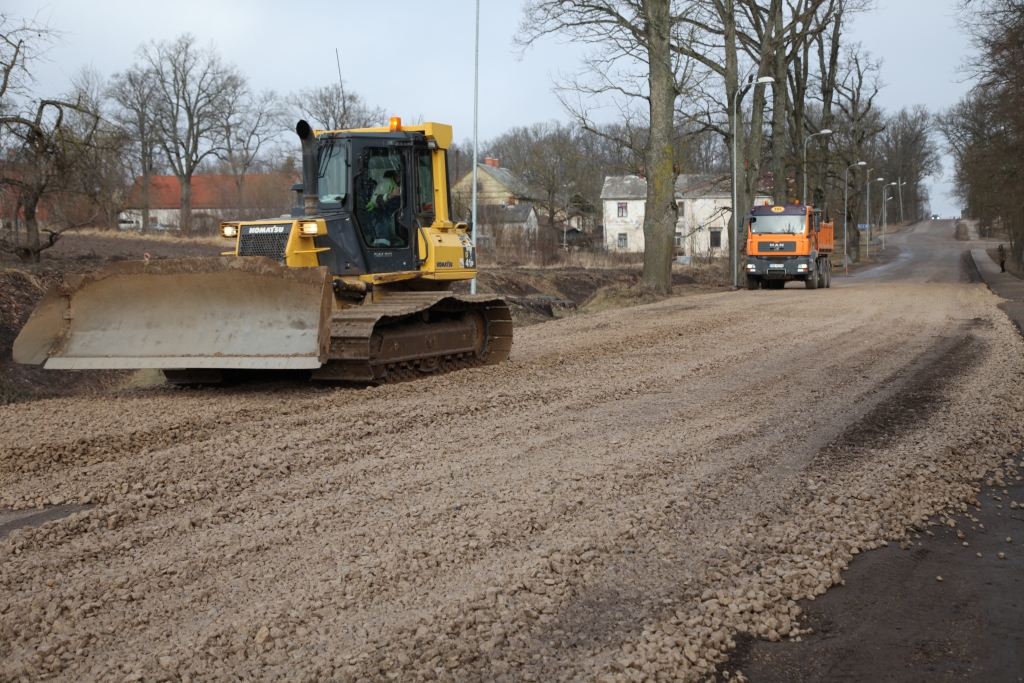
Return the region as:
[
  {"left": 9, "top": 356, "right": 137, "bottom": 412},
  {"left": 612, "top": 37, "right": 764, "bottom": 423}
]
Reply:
[
  {"left": 220, "top": 223, "right": 238, "bottom": 238},
  {"left": 797, "top": 264, "right": 808, "bottom": 271},
  {"left": 747, "top": 264, "right": 756, "bottom": 271},
  {"left": 300, "top": 222, "right": 319, "bottom": 236}
]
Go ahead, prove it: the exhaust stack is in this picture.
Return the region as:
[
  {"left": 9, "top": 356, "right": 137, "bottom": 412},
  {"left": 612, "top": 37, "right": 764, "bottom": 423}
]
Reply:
[{"left": 296, "top": 120, "right": 319, "bottom": 217}]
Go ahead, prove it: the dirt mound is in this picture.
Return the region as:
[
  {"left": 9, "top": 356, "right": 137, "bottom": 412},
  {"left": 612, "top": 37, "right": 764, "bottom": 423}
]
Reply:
[
  {"left": 582, "top": 284, "right": 667, "bottom": 312},
  {"left": 954, "top": 223, "right": 970, "bottom": 240}
]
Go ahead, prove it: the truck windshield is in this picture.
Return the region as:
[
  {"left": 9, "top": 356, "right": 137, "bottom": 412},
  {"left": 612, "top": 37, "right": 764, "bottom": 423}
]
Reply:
[
  {"left": 750, "top": 215, "right": 806, "bottom": 235},
  {"left": 317, "top": 141, "right": 347, "bottom": 203}
]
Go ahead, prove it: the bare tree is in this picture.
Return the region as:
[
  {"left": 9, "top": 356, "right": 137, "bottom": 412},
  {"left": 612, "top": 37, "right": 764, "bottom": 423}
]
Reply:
[
  {"left": 0, "top": 15, "right": 101, "bottom": 262},
  {"left": 292, "top": 82, "right": 385, "bottom": 131},
  {"left": 943, "top": 0, "right": 1024, "bottom": 261},
  {"left": 220, "top": 83, "right": 284, "bottom": 206},
  {"left": 108, "top": 63, "right": 159, "bottom": 232},
  {"left": 141, "top": 34, "right": 239, "bottom": 236},
  {"left": 484, "top": 121, "right": 580, "bottom": 227},
  {"left": 520, "top": 0, "right": 695, "bottom": 294}
]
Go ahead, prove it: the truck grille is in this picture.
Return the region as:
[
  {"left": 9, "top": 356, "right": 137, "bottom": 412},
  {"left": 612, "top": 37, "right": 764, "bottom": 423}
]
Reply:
[
  {"left": 758, "top": 241, "right": 796, "bottom": 253},
  {"left": 238, "top": 232, "right": 289, "bottom": 262}
]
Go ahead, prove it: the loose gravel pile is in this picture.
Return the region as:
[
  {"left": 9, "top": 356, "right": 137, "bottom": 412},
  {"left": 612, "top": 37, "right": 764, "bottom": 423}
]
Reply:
[{"left": 1, "top": 281, "right": 1022, "bottom": 683}]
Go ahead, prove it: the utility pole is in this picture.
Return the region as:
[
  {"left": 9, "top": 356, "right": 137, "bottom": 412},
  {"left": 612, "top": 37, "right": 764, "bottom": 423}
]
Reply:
[
  {"left": 844, "top": 161, "right": 866, "bottom": 275},
  {"left": 883, "top": 182, "right": 897, "bottom": 250},
  {"left": 732, "top": 73, "right": 774, "bottom": 290},
  {"left": 866, "top": 176, "right": 884, "bottom": 260},
  {"left": 470, "top": 0, "right": 480, "bottom": 295},
  {"left": 803, "top": 130, "right": 832, "bottom": 206},
  {"left": 897, "top": 176, "right": 905, "bottom": 224},
  {"left": 865, "top": 169, "right": 872, "bottom": 260}
]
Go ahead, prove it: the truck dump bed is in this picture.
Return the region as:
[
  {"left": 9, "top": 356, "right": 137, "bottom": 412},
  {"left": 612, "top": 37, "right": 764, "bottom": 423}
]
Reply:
[{"left": 818, "top": 222, "right": 834, "bottom": 253}]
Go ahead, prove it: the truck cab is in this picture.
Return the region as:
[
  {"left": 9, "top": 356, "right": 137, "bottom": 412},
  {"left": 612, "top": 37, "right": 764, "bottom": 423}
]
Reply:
[{"left": 744, "top": 204, "right": 834, "bottom": 290}]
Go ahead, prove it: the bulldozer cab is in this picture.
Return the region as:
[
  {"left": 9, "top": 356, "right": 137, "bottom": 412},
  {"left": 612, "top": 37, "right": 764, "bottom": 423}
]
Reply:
[{"left": 306, "top": 131, "right": 448, "bottom": 277}]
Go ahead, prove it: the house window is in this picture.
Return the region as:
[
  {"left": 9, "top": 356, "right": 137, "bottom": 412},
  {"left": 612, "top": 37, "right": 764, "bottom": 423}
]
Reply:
[
  {"left": 507, "top": 196, "right": 515, "bottom": 206},
  {"left": 710, "top": 230, "right": 722, "bottom": 249},
  {"left": 617, "top": 233, "right": 628, "bottom": 248},
  {"left": 476, "top": 182, "right": 484, "bottom": 192},
  {"left": 617, "top": 202, "right": 628, "bottom": 218},
  {"left": 674, "top": 232, "right": 683, "bottom": 248}
]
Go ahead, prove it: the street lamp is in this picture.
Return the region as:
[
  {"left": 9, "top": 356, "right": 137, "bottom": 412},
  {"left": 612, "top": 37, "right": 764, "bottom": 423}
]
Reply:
[
  {"left": 803, "top": 129, "right": 832, "bottom": 206},
  {"left": 470, "top": 0, "right": 481, "bottom": 295},
  {"left": 732, "top": 73, "right": 775, "bottom": 290},
  {"left": 844, "top": 161, "right": 867, "bottom": 276},
  {"left": 882, "top": 182, "right": 898, "bottom": 250},
  {"left": 897, "top": 178, "right": 907, "bottom": 224},
  {"left": 865, "top": 176, "right": 885, "bottom": 259}
]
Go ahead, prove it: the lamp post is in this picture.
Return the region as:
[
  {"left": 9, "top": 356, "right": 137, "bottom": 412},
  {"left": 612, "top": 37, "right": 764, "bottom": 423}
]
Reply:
[
  {"left": 803, "top": 130, "right": 832, "bottom": 206},
  {"left": 882, "top": 182, "right": 898, "bottom": 250},
  {"left": 866, "top": 176, "right": 884, "bottom": 259},
  {"left": 897, "top": 178, "right": 907, "bottom": 224},
  {"left": 469, "top": 0, "right": 480, "bottom": 295},
  {"left": 732, "top": 72, "right": 775, "bottom": 290},
  {"left": 844, "top": 161, "right": 866, "bottom": 276}
]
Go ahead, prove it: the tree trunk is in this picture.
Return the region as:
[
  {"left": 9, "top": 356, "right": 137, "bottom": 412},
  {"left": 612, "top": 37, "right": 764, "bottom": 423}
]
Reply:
[
  {"left": 23, "top": 196, "right": 41, "bottom": 264},
  {"left": 179, "top": 176, "right": 192, "bottom": 236},
  {"left": 771, "top": 5, "right": 789, "bottom": 206},
  {"left": 641, "top": 0, "right": 677, "bottom": 295},
  {"left": 724, "top": 0, "right": 741, "bottom": 284}
]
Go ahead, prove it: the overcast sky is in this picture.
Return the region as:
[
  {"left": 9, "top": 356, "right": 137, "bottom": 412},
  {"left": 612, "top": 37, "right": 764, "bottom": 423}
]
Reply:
[{"left": 12, "top": 0, "right": 974, "bottom": 216}]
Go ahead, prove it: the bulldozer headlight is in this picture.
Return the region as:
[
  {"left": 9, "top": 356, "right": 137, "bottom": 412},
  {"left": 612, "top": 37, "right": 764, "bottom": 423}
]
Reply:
[
  {"left": 300, "top": 222, "right": 319, "bottom": 236},
  {"left": 220, "top": 223, "right": 238, "bottom": 238}
]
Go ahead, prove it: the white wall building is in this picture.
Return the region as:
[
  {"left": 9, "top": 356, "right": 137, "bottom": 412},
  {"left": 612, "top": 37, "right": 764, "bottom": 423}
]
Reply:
[{"left": 600, "top": 174, "right": 772, "bottom": 256}]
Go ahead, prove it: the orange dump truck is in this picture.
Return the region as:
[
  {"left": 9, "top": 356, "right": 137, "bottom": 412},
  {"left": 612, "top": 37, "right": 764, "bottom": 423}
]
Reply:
[{"left": 744, "top": 204, "right": 834, "bottom": 290}]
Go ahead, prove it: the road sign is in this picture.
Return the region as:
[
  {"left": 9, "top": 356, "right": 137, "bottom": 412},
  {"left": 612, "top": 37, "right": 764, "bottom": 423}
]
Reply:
[{"left": 857, "top": 224, "right": 868, "bottom": 230}]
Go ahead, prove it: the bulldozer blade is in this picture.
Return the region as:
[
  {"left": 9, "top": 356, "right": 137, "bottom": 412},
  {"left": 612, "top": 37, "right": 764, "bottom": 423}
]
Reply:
[{"left": 13, "top": 257, "right": 332, "bottom": 371}]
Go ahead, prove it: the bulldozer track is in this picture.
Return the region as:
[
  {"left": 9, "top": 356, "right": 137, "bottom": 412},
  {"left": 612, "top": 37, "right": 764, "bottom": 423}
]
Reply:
[{"left": 311, "top": 291, "right": 512, "bottom": 384}]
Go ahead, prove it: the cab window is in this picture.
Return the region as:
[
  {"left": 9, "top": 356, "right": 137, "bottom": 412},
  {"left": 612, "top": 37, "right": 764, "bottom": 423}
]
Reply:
[
  {"left": 416, "top": 149, "right": 435, "bottom": 216},
  {"left": 354, "top": 148, "right": 409, "bottom": 249}
]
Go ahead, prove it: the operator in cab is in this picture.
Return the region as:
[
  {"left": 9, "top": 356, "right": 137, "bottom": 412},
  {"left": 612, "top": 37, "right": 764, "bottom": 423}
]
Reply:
[{"left": 365, "top": 170, "right": 403, "bottom": 247}]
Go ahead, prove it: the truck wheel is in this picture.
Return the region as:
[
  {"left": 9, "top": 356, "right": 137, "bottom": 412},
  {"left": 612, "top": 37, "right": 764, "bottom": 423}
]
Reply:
[
  {"left": 746, "top": 275, "right": 760, "bottom": 290},
  {"left": 805, "top": 267, "right": 818, "bottom": 289}
]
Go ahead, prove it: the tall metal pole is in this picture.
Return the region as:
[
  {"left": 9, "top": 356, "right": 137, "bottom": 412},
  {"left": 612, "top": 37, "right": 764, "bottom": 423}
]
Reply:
[
  {"left": 844, "top": 166, "right": 850, "bottom": 276},
  {"left": 865, "top": 173, "right": 871, "bottom": 261},
  {"left": 732, "top": 73, "right": 773, "bottom": 290},
  {"left": 732, "top": 87, "right": 740, "bottom": 290},
  {"left": 802, "top": 130, "right": 831, "bottom": 206},
  {"left": 882, "top": 186, "right": 888, "bottom": 251},
  {"left": 843, "top": 162, "right": 864, "bottom": 276},
  {"left": 470, "top": 0, "right": 480, "bottom": 295},
  {"left": 898, "top": 176, "right": 905, "bottom": 224}
]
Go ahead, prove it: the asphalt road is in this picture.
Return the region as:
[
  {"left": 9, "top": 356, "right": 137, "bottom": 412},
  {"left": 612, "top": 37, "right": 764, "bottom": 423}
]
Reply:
[{"left": 844, "top": 218, "right": 992, "bottom": 284}]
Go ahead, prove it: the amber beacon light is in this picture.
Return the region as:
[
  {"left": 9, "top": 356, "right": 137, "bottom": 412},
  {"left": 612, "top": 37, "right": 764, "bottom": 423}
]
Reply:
[{"left": 389, "top": 117, "right": 402, "bottom": 132}]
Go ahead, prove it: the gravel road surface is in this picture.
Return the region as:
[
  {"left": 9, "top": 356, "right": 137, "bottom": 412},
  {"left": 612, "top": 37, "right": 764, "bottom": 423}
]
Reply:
[{"left": 2, "top": 220, "right": 1023, "bottom": 683}]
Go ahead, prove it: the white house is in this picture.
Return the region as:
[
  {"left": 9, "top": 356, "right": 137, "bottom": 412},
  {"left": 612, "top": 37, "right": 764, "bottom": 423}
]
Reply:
[{"left": 600, "top": 174, "right": 773, "bottom": 256}]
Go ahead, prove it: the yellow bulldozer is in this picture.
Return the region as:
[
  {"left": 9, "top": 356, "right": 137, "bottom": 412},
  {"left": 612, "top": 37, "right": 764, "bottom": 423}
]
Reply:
[{"left": 13, "top": 118, "right": 512, "bottom": 384}]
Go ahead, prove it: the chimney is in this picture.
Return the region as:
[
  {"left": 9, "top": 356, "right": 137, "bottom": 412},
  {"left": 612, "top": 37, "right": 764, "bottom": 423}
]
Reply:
[{"left": 485, "top": 158, "right": 500, "bottom": 168}]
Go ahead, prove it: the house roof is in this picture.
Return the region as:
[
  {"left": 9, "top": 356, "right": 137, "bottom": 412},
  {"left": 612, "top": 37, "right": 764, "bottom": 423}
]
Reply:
[
  {"left": 478, "top": 203, "right": 536, "bottom": 225},
  {"left": 477, "top": 164, "right": 539, "bottom": 201},
  {"left": 600, "top": 175, "right": 647, "bottom": 200},
  {"left": 124, "top": 174, "right": 294, "bottom": 210},
  {"left": 601, "top": 173, "right": 772, "bottom": 201}
]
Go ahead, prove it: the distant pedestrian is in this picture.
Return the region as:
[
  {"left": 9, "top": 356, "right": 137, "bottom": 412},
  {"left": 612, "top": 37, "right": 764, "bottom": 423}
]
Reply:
[{"left": 998, "top": 244, "right": 1007, "bottom": 272}]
